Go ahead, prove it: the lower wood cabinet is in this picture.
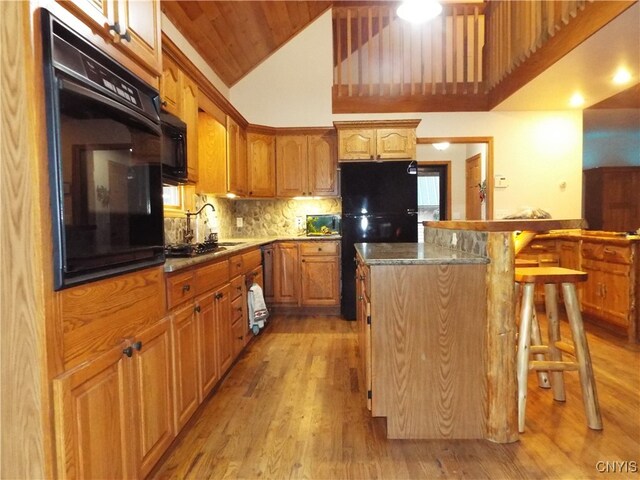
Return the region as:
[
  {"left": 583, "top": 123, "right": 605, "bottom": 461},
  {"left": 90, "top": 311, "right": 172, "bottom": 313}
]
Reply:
[
  {"left": 171, "top": 303, "right": 200, "bottom": 431},
  {"left": 264, "top": 240, "right": 340, "bottom": 311},
  {"left": 53, "top": 317, "right": 174, "bottom": 479}
]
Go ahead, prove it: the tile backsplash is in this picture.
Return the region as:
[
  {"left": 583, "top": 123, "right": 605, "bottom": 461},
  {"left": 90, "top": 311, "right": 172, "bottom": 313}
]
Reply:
[{"left": 164, "top": 196, "right": 341, "bottom": 243}]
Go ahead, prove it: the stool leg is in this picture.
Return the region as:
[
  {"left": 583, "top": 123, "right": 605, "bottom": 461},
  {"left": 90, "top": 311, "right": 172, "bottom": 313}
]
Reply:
[
  {"left": 530, "top": 308, "right": 551, "bottom": 389},
  {"left": 562, "top": 282, "right": 603, "bottom": 430},
  {"left": 544, "top": 283, "right": 566, "bottom": 402},
  {"left": 517, "top": 283, "right": 535, "bottom": 433}
]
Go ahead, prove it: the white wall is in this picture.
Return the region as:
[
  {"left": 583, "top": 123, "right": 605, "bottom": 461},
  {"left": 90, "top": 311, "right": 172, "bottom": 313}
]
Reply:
[{"left": 161, "top": 14, "right": 230, "bottom": 99}]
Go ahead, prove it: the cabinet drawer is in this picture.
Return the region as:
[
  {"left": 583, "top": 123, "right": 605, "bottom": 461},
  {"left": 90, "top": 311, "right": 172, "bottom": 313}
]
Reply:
[
  {"left": 231, "top": 295, "right": 244, "bottom": 323},
  {"left": 519, "top": 239, "right": 557, "bottom": 255},
  {"left": 230, "top": 275, "right": 244, "bottom": 300},
  {"left": 194, "top": 260, "right": 229, "bottom": 295},
  {"left": 166, "top": 271, "right": 196, "bottom": 310},
  {"left": 582, "top": 242, "right": 632, "bottom": 264},
  {"left": 300, "top": 241, "right": 339, "bottom": 256},
  {"left": 230, "top": 248, "right": 263, "bottom": 276}
]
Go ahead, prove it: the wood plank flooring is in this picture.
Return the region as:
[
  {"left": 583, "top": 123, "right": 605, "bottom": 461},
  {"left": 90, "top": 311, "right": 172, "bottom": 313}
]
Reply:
[{"left": 152, "top": 314, "right": 640, "bottom": 479}]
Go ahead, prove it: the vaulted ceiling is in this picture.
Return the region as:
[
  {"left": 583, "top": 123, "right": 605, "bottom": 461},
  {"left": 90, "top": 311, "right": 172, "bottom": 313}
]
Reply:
[{"left": 161, "top": 1, "right": 333, "bottom": 87}]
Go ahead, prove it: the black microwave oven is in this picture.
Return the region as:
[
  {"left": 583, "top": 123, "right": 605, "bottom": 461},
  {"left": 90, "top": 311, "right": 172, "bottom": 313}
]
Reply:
[{"left": 160, "top": 112, "right": 188, "bottom": 184}]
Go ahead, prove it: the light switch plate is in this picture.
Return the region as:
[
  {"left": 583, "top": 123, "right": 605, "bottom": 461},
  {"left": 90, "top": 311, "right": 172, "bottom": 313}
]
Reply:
[{"left": 236, "top": 217, "right": 243, "bottom": 228}]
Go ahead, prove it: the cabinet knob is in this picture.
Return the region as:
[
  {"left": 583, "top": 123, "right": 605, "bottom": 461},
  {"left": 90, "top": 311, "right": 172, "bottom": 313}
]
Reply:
[
  {"left": 120, "top": 29, "right": 131, "bottom": 43},
  {"left": 182, "top": 284, "right": 191, "bottom": 293},
  {"left": 215, "top": 292, "right": 224, "bottom": 300},
  {"left": 249, "top": 191, "right": 253, "bottom": 195},
  {"left": 318, "top": 247, "right": 322, "bottom": 251},
  {"left": 108, "top": 22, "right": 122, "bottom": 35},
  {"left": 194, "top": 305, "right": 201, "bottom": 313},
  {"left": 237, "top": 335, "right": 244, "bottom": 340},
  {"left": 161, "top": 100, "right": 168, "bottom": 107},
  {"left": 132, "top": 341, "right": 142, "bottom": 351},
  {"left": 123, "top": 346, "right": 133, "bottom": 358},
  {"left": 301, "top": 259, "right": 306, "bottom": 262},
  {"left": 369, "top": 154, "right": 374, "bottom": 160}
]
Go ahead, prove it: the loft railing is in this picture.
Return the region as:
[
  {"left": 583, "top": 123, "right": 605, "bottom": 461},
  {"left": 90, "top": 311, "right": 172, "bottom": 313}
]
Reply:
[{"left": 332, "top": 3, "right": 487, "bottom": 113}]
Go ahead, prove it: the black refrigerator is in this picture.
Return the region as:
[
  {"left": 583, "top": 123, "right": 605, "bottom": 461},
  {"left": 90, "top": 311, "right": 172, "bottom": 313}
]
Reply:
[{"left": 340, "top": 161, "right": 418, "bottom": 319}]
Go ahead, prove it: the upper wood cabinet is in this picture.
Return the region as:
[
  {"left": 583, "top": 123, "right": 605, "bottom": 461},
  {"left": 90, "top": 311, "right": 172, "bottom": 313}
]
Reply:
[
  {"left": 181, "top": 74, "right": 199, "bottom": 183},
  {"left": 227, "top": 116, "right": 248, "bottom": 196},
  {"left": 276, "top": 132, "right": 338, "bottom": 197},
  {"left": 160, "top": 55, "right": 180, "bottom": 116},
  {"left": 57, "top": 0, "right": 161, "bottom": 75},
  {"left": 198, "top": 111, "right": 227, "bottom": 195},
  {"left": 247, "top": 133, "right": 276, "bottom": 197},
  {"left": 334, "top": 120, "right": 420, "bottom": 161},
  {"left": 583, "top": 166, "right": 640, "bottom": 232}
]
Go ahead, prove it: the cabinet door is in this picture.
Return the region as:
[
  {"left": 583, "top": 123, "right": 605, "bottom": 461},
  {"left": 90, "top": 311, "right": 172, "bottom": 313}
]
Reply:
[
  {"left": 308, "top": 133, "right": 338, "bottom": 196},
  {"left": 276, "top": 135, "right": 307, "bottom": 197},
  {"left": 247, "top": 133, "right": 276, "bottom": 197},
  {"left": 198, "top": 111, "right": 227, "bottom": 195},
  {"left": 376, "top": 128, "right": 416, "bottom": 160},
  {"left": 580, "top": 259, "right": 603, "bottom": 317},
  {"left": 160, "top": 55, "right": 180, "bottom": 116},
  {"left": 196, "top": 293, "right": 218, "bottom": 400},
  {"left": 338, "top": 129, "right": 376, "bottom": 160},
  {"left": 602, "top": 170, "right": 640, "bottom": 232},
  {"left": 300, "top": 255, "right": 340, "bottom": 306},
  {"left": 600, "top": 263, "right": 632, "bottom": 328},
  {"left": 56, "top": 0, "right": 117, "bottom": 40},
  {"left": 181, "top": 74, "right": 199, "bottom": 183},
  {"left": 171, "top": 303, "right": 200, "bottom": 430},
  {"left": 116, "top": 0, "right": 161, "bottom": 74},
  {"left": 559, "top": 240, "right": 580, "bottom": 270},
  {"left": 274, "top": 242, "right": 300, "bottom": 304},
  {"left": 215, "top": 284, "right": 234, "bottom": 375},
  {"left": 262, "top": 244, "right": 275, "bottom": 301},
  {"left": 132, "top": 317, "right": 175, "bottom": 478},
  {"left": 53, "top": 343, "right": 134, "bottom": 479},
  {"left": 227, "top": 117, "right": 247, "bottom": 196}
]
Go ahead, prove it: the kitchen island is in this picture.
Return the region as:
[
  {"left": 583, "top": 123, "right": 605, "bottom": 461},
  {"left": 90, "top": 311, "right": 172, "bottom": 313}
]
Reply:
[
  {"left": 423, "top": 219, "right": 586, "bottom": 443},
  {"left": 355, "top": 242, "right": 489, "bottom": 439}
]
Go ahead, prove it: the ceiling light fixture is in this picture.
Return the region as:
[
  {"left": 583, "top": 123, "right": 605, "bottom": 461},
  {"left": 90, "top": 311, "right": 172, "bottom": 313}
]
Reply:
[
  {"left": 613, "top": 68, "right": 632, "bottom": 85},
  {"left": 397, "top": 0, "right": 443, "bottom": 24},
  {"left": 433, "top": 142, "right": 450, "bottom": 151},
  {"left": 569, "top": 93, "right": 585, "bottom": 108}
]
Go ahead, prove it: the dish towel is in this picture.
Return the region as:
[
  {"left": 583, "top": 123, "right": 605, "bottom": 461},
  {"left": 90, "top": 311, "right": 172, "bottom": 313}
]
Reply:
[{"left": 248, "top": 283, "right": 269, "bottom": 330}]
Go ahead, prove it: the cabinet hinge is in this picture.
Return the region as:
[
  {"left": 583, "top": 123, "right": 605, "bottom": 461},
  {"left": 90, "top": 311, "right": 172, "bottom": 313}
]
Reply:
[
  {"left": 367, "top": 390, "right": 372, "bottom": 400},
  {"left": 366, "top": 315, "right": 371, "bottom": 325}
]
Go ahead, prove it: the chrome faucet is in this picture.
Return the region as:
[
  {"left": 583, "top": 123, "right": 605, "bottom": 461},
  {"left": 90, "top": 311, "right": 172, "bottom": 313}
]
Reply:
[{"left": 183, "top": 203, "right": 216, "bottom": 244}]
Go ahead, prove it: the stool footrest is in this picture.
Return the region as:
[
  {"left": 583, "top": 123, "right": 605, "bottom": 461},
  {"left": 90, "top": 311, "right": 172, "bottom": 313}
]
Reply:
[
  {"left": 530, "top": 345, "right": 550, "bottom": 355},
  {"left": 530, "top": 360, "right": 579, "bottom": 372},
  {"left": 555, "top": 341, "right": 575, "bottom": 356}
]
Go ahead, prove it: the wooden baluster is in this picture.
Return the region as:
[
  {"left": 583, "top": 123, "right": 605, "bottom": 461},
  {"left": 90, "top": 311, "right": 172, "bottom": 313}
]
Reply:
[
  {"left": 562, "top": 0, "right": 570, "bottom": 25},
  {"left": 441, "top": 11, "right": 446, "bottom": 94},
  {"left": 389, "top": 6, "right": 395, "bottom": 96},
  {"left": 336, "top": 9, "right": 342, "bottom": 97},
  {"left": 400, "top": 15, "right": 404, "bottom": 96},
  {"left": 569, "top": 0, "right": 579, "bottom": 18},
  {"left": 379, "top": 7, "right": 383, "bottom": 96},
  {"left": 473, "top": 5, "right": 479, "bottom": 94},
  {"left": 357, "top": 7, "right": 362, "bottom": 96},
  {"left": 506, "top": 2, "right": 512, "bottom": 74},
  {"left": 452, "top": 6, "right": 457, "bottom": 94},
  {"left": 409, "top": 20, "right": 414, "bottom": 96},
  {"left": 368, "top": 8, "right": 373, "bottom": 97},
  {"left": 421, "top": 24, "right": 426, "bottom": 95},
  {"left": 347, "top": 8, "right": 352, "bottom": 97},
  {"left": 462, "top": 6, "right": 468, "bottom": 94},
  {"left": 431, "top": 14, "right": 437, "bottom": 95}
]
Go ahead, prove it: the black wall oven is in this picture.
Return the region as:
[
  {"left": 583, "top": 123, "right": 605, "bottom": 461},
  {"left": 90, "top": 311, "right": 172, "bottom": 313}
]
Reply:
[{"left": 42, "top": 11, "right": 165, "bottom": 290}]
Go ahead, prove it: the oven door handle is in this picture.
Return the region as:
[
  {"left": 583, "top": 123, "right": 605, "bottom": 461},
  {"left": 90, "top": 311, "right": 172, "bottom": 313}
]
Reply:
[{"left": 58, "top": 78, "right": 161, "bottom": 135}]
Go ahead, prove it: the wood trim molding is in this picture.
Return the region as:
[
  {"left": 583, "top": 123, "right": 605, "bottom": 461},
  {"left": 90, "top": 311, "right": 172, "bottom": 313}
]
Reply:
[
  {"left": 334, "top": 119, "right": 421, "bottom": 129},
  {"left": 162, "top": 32, "right": 248, "bottom": 128},
  {"left": 418, "top": 136, "right": 494, "bottom": 220},
  {"left": 487, "top": 1, "right": 636, "bottom": 109},
  {"left": 275, "top": 127, "right": 336, "bottom": 136},
  {"left": 246, "top": 124, "right": 278, "bottom": 136}
]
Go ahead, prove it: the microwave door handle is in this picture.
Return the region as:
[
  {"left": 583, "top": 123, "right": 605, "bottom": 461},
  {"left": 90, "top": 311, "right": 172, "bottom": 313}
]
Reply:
[
  {"left": 58, "top": 78, "right": 161, "bottom": 135},
  {"left": 177, "top": 135, "right": 186, "bottom": 172}
]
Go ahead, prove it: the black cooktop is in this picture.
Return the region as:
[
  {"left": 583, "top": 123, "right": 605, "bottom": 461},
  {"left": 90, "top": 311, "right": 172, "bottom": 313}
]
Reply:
[{"left": 164, "top": 240, "right": 226, "bottom": 258}]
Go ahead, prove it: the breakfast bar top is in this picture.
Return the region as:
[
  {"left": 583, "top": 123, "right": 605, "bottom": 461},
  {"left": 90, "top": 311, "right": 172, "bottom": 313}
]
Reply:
[
  {"left": 423, "top": 219, "right": 586, "bottom": 232},
  {"left": 355, "top": 242, "right": 489, "bottom": 265}
]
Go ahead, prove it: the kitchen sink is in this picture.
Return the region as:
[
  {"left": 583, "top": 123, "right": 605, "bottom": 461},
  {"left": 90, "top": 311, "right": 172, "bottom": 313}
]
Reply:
[{"left": 218, "top": 241, "right": 246, "bottom": 246}]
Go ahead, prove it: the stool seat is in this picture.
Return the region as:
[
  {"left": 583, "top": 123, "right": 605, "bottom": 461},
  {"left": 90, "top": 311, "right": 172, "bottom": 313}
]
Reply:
[{"left": 515, "top": 266, "right": 587, "bottom": 284}]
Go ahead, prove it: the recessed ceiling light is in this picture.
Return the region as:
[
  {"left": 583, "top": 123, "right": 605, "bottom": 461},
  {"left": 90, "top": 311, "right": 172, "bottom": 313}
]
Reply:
[
  {"left": 613, "top": 68, "right": 632, "bottom": 84},
  {"left": 433, "top": 142, "right": 450, "bottom": 151},
  {"left": 397, "top": 0, "right": 442, "bottom": 24},
  {"left": 569, "top": 93, "right": 584, "bottom": 108}
]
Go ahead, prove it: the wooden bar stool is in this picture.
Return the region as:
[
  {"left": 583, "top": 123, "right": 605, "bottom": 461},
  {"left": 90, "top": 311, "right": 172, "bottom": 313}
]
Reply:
[{"left": 515, "top": 266, "right": 602, "bottom": 433}]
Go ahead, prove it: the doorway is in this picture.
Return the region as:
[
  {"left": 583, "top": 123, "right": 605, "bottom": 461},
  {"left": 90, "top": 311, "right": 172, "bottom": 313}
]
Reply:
[
  {"left": 417, "top": 163, "right": 450, "bottom": 242},
  {"left": 465, "top": 154, "right": 482, "bottom": 220}
]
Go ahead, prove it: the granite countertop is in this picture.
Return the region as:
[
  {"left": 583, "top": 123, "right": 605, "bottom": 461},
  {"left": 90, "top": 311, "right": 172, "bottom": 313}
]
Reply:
[
  {"left": 164, "top": 235, "right": 342, "bottom": 272},
  {"left": 355, "top": 242, "right": 489, "bottom": 266},
  {"left": 423, "top": 219, "right": 586, "bottom": 232}
]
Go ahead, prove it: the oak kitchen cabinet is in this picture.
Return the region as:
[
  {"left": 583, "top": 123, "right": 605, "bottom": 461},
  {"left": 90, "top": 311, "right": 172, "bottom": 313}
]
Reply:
[
  {"left": 263, "top": 240, "right": 340, "bottom": 312},
  {"left": 276, "top": 131, "right": 338, "bottom": 197},
  {"left": 160, "top": 54, "right": 199, "bottom": 182},
  {"left": 583, "top": 166, "right": 640, "bottom": 232},
  {"left": 52, "top": 268, "right": 173, "bottom": 479},
  {"left": 247, "top": 132, "right": 276, "bottom": 197},
  {"left": 227, "top": 116, "right": 248, "bottom": 196},
  {"left": 55, "top": 0, "right": 161, "bottom": 76},
  {"left": 197, "top": 110, "right": 227, "bottom": 195},
  {"left": 334, "top": 120, "right": 420, "bottom": 161}
]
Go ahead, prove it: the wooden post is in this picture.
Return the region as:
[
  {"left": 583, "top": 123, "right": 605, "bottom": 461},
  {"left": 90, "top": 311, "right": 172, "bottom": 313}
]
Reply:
[{"left": 485, "top": 232, "right": 519, "bottom": 443}]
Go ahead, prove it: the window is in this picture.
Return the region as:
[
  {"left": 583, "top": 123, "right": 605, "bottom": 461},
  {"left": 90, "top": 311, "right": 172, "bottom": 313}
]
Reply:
[{"left": 163, "top": 185, "right": 194, "bottom": 216}]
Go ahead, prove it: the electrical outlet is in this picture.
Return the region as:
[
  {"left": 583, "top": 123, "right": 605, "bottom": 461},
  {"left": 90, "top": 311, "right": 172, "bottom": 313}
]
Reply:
[
  {"left": 236, "top": 217, "right": 243, "bottom": 228},
  {"left": 296, "top": 216, "right": 304, "bottom": 229}
]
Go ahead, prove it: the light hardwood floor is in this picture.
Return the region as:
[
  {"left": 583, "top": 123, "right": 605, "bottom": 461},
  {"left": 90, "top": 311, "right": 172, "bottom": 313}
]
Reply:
[{"left": 152, "top": 314, "right": 640, "bottom": 479}]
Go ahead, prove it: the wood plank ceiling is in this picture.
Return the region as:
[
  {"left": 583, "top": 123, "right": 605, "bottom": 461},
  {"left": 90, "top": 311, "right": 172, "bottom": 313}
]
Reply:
[{"left": 161, "top": 1, "right": 333, "bottom": 87}]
